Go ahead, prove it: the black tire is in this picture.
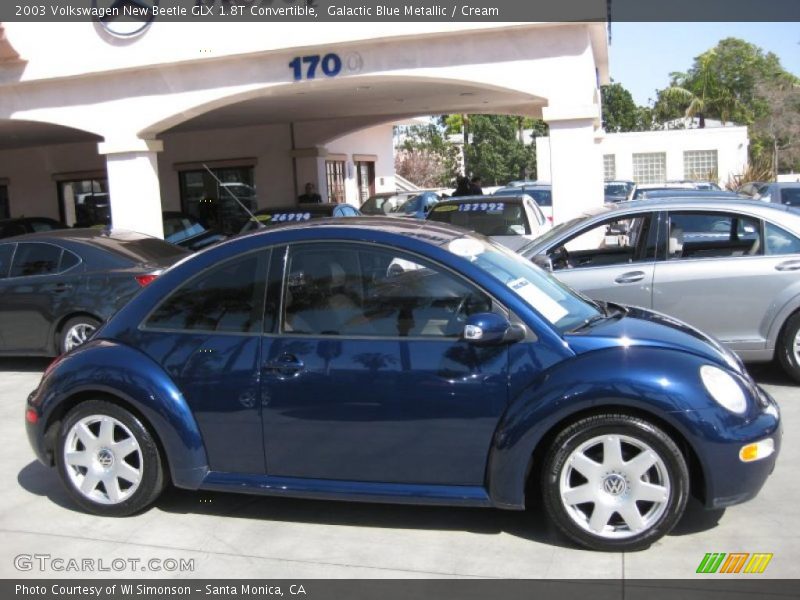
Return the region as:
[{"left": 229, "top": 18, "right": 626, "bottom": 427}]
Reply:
[
  {"left": 777, "top": 312, "right": 800, "bottom": 383},
  {"left": 541, "top": 413, "right": 689, "bottom": 551},
  {"left": 55, "top": 400, "right": 165, "bottom": 516},
  {"left": 59, "top": 315, "right": 101, "bottom": 354}
]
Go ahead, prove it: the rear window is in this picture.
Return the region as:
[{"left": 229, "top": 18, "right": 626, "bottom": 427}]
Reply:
[
  {"left": 496, "top": 187, "right": 552, "bottom": 207},
  {"left": 780, "top": 188, "right": 800, "bottom": 207},
  {"left": 88, "top": 233, "right": 189, "bottom": 264},
  {"left": 429, "top": 201, "right": 530, "bottom": 236}
]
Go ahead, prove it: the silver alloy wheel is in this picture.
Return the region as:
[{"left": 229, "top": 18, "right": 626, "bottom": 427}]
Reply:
[
  {"left": 63, "top": 415, "right": 143, "bottom": 505},
  {"left": 793, "top": 329, "right": 800, "bottom": 365},
  {"left": 63, "top": 323, "right": 97, "bottom": 352},
  {"left": 559, "top": 434, "right": 671, "bottom": 539}
]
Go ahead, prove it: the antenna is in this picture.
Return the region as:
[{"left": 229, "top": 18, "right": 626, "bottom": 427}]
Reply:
[{"left": 202, "top": 164, "right": 265, "bottom": 229}]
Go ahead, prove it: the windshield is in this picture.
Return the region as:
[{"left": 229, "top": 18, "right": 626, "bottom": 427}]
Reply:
[
  {"left": 428, "top": 201, "right": 530, "bottom": 236},
  {"left": 361, "top": 194, "right": 408, "bottom": 215},
  {"left": 394, "top": 194, "right": 424, "bottom": 214},
  {"left": 496, "top": 187, "right": 552, "bottom": 207},
  {"left": 604, "top": 182, "right": 633, "bottom": 200},
  {"left": 448, "top": 236, "right": 601, "bottom": 332}
]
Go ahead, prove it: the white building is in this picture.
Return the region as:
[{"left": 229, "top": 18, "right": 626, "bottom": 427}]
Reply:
[
  {"left": 537, "top": 126, "right": 749, "bottom": 189},
  {"left": 0, "top": 21, "right": 609, "bottom": 236}
]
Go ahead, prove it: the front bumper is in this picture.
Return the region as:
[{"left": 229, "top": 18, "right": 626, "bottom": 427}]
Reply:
[{"left": 700, "top": 386, "right": 781, "bottom": 509}]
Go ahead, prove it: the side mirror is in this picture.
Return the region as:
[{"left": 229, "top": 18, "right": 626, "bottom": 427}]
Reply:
[
  {"left": 532, "top": 254, "right": 553, "bottom": 272},
  {"left": 463, "top": 313, "right": 525, "bottom": 346}
]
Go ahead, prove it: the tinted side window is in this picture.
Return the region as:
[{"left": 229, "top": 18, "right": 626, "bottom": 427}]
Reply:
[
  {"left": 146, "top": 251, "right": 268, "bottom": 333},
  {"left": 668, "top": 212, "right": 761, "bottom": 259},
  {"left": 781, "top": 188, "right": 800, "bottom": 206},
  {"left": 0, "top": 244, "right": 13, "bottom": 279},
  {"left": 765, "top": 222, "right": 800, "bottom": 255},
  {"left": 59, "top": 249, "right": 81, "bottom": 271},
  {"left": 283, "top": 243, "right": 492, "bottom": 338},
  {"left": 10, "top": 243, "right": 62, "bottom": 277},
  {"left": 30, "top": 220, "right": 60, "bottom": 232}
]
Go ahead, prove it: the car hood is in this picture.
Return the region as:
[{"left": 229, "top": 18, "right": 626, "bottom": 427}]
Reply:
[
  {"left": 491, "top": 235, "right": 531, "bottom": 251},
  {"left": 564, "top": 304, "right": 745, "bottom": 374}
]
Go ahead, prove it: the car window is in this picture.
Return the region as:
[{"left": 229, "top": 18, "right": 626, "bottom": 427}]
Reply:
[
  {"left": 765, "top": 222, "right": 800, "bottom": 255},
  {"left": 667, "top": 212, "right": 761, "bottom": 259},
  {"left": 526, "top": 199, "right": 546, "bottom": 227},
  {"left": 145, "top": 251, "right": 268, "bottom": 333},
  {"left": 59, "top": 249, "right": 81, "bottom": 271},
  {"left": 282, "top": 243, "right": 492, "bottom": 338},
  {"left": 429, "top": 201, "right": 531, "bottom": 236},
  {"left": 1, "top": 223, "right": 27, "bottom": 238},
  {"left": 30, "top": 220, "right": 60, "bottom": 232},
  {"left": 780, "top": 188, "right": 800, "bottom": 207},
  {"left": 548, "top": 215, "right": 652, "bottom": 270},
  {"left": 9, "top": 242, "right": 62, "bottom": 277},
  {"left": 0, "top": 243, "right": 13, "bottom": 278}
]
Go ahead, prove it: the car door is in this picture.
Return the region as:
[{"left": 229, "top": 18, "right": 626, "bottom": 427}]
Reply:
[
  {"left": 260, "top": 242, "right": 509, "bottom": 486},
  {"left": 0, "top": 241, "right": 76, "bottom": 353},
  {"left": 0, "top": 243, "right": 15, "bottom": 349},
  {"left": 134, "top": 250, "right": 270, "bottom": 473},
  {"left": 652, "top": 210, "right": 796, "bottom": 352},
  {"left": 546, "top": 212, "right": 659, "bottom": 310}
]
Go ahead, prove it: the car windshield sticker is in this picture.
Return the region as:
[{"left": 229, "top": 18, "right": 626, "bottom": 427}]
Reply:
[
  {"left": 255, "top": 212, "right": 312, "bottom": 223},
  {"left": 433, "top": 205, "right": 458, "bottom": 212},
  {"left": 448, "top": 238, "right": 485, "bottom": 259},
  {"left": 507, "top": 277, "right": 568, "bottom": 324},
  {"left": 458, "top": 202, "right": 505, "bottom": 213}
]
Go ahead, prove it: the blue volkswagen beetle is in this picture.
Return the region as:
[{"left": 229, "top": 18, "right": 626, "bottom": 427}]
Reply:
[{"left": 25, "top": 218, "right": 780, "bottom": 551}]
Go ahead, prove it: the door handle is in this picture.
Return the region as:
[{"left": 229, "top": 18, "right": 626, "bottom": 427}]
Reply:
[
  {"left": 614, "top": 271, "right": 646, "bottom": 284},
  {"left": 263, "top": 353, "right": 305, "bottom": 377},
  {"left": 775, "top": 260, "right": 800, "bottom": 272},
  {"left": 52, "top": 283, "right": 72, "bottom": 293}
]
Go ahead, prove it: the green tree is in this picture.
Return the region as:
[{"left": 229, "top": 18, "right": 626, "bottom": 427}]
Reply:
[
  {"left": 654, "top": 38, "right": 788, "bottom": 128},
  {"left": 465, "top": 115, "right": 539, "bottom": 185},
  {"left": 601, "top": 82, "right": 644, "bottom": 132},
  {"left": 394, "top": 122, "right": 459, "bottom": 187}
]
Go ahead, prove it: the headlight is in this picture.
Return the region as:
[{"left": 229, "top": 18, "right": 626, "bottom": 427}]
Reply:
[{"left": 700, "top": 365, "right": 747, "bottom": 414}]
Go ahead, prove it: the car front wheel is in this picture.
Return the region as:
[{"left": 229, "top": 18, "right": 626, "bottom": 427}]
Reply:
[
  {"left": 542, "top": 413, "right": 689, "bottom": 551},
  {"left": 56, "top": 400, "right": 165, "bottom": 516}
]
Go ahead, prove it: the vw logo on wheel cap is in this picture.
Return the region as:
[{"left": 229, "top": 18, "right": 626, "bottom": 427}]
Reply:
[
  {"left": 603, "top": 474, "right": 627, "bottom": 496},
  {"left": 96, "top": 448, "right": 115, "bottom": 469},
  {"left": 93, "top": 0, "right": 160, "bottom": 38}
]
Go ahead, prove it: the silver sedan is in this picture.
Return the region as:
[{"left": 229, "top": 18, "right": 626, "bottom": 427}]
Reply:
[{"left": 521, "top": 197, "right": 800, "bottom": 381}]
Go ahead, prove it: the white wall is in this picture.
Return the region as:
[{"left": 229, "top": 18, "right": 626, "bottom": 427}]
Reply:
[
  {"left": 326, "top": 123, "right": 396, "bottom": 205},
  {"left": 538, "top": 126, "right": 749, "bottom": 191}
]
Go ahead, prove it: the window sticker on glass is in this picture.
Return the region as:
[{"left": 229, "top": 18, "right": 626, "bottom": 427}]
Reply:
[
  {"left": 258, "top": 212, "right": 312, "bottom": 223},
  {"left": 433, "top": 205, "right": 459, "bottom": 212},
  {"left": 458, "top": 202, "right": 505, "bottom": 213},
  {"left": 507, "top": 277, "right": 569, "bottom": 324},
  {"left": 448, "top": 238, "right": 485, "bottom": 259}
]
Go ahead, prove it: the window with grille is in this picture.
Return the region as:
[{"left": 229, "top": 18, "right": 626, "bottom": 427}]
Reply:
[
  {"left": 632, "top": 153, "right": 666, "bottom": 184},
  {"left": 603, "top": 154, "right": 616, "bottom": 180},
  {"left": 683, "top": 150, "right": 718, "bottom": 181},
  {"left": 326, "top": 160, "right": 346, "bottom": 204}
]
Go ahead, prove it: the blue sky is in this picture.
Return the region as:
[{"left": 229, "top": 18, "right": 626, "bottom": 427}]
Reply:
[{"left": 609, "top": 22, "right": 800, "bottom": 106}]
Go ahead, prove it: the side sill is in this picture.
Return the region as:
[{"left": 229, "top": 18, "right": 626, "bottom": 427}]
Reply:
[{"left": 199, "top": 472, "right": 494, "bottom": 508}]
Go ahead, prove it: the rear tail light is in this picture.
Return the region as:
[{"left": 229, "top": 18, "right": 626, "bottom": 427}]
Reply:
[
  {"left": 547, "top": 216, "right": 553, "bottom": 223},
  {"left": 135, "top": 272, "right": 161, "bottom": 287},
  {"left": 25, "top": 408, "right": 38, "bottom": 424}
]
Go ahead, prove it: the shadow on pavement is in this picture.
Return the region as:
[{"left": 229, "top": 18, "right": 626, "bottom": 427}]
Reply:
[
  {"left": 0, "top": 357, "right": 51, "bottom": 373},
  {"left": 668, "top": 497, "right": 725, "bottom": 536},
  {"left": 17, "top": 460, "right": 80, "bottom": 513}
]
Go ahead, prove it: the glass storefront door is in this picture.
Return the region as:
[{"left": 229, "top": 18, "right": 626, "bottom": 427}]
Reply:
[
  {"left": 58, "top": 178, "right": 110, "bottom": 228},
  {"left": 179, "top": 166, "right": 256, "bottom": 236}
]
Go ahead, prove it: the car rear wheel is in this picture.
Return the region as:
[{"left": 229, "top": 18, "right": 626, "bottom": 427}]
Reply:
[
  {"left": 59, "top": 316, "right": 101, "bottom": 354},
  {"left": 541, "top": 413, "right": 689, "bottom": 551},
  {"left": 777, "top": 312, "right": 800, "bottom": 383},
  {"left": 56, "top": 400, "right": 165, "bottom": 516}
]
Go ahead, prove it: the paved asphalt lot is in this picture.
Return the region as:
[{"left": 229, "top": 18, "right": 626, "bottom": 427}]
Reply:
[{"left": 0, "top": 358, "right": 797, "bottom": 579}]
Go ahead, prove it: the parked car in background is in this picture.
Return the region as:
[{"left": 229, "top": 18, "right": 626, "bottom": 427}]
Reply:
[
  {"left": 494, "top": 184, "right": 553, "bottom": 223},
  {"left": 240, "top": 203, "right": 361, "bottom": 234},
  {"left": 391, "top": 191, "right": 441, "bottom": 219},
  {"left": 604, "top": 180, "right": 636, "bottom": 203},
  {"left": 738, "top": 181, "right": 770, "bottom": 200},
  {"left": 759, "top": 182, "right": 800, "bottom": 208},
  {"left": 163, "top": 211, "right": 226, "bottom": 252},
  {"left": 427, "top": 194, "right": 550, "bottom": 250},
  {"left": 667, "top": 180, "right": 722, "bottom": 191},
  {"left": 520, "top": 197, "right": 800, "bottom": 380},
  {"left": 359, "top": 191, "right": 420, "bottom": 215},
  {"left": 633, "top": 189, "right": 743, "bottom": 200},
  {"left": 633, "top": 182, "right": 724, "bottom": 200},
  {"left": 0, "top": 217, "right": 67, "bottom": 239},
  {"left": 0, "top": 229, "right": 188, "bottom": 355},
  {"left": 26, "top": 218, "right": 780, "bottom": 551}
]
